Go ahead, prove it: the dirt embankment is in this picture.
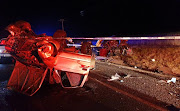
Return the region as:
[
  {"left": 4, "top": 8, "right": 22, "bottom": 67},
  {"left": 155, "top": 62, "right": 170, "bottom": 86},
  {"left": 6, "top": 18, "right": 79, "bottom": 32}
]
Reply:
[{"left": 114, "top": 46, "right": 180, "bottom": 76}]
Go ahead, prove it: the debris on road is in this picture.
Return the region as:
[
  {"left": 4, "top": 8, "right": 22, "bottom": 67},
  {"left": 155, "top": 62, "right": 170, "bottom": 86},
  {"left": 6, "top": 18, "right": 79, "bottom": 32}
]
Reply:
[
  {"left": 158, "top": 80, "right": 166, "bottom": 83},
  {"left": 118, "top": 73, "right": 128, "bottom": 78},
  {"left": 94, "top": 62, "right": 180, "bottom": 108},
  {"left": 124, "top": 74, "right": 131, "bottom": 78},
  {"left": 120, "top": 80, "right": 124, "bottom": 82},
  {"left": 107, "top": 73, "right": 120, "bottom": 81},
  {"left": 167, "top": 77, "right": 176, "bottom": 83},
  {"left": 121, "top": 74, "right": 142, "bottom": 79},
  {"left": 107, "top": 73, "right": 142, "bottom": 81},
  {"left": 151, "top": 59, "right": 156, "bottom": 62},
  {"left": 158, "top": 77, "right": 177, "bottom": 84}
]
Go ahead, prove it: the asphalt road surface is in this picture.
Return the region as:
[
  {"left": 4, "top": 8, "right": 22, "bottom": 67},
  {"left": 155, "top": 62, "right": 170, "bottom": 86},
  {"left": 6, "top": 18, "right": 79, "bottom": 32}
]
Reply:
[{"left": 0, "top": 63, "right": 175, "bottom": 111}]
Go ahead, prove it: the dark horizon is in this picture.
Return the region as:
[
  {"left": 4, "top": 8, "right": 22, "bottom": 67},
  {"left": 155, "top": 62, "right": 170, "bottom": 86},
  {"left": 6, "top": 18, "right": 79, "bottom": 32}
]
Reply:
[{"left": 1, "top": 0, "right": 180, "bottom": 38}]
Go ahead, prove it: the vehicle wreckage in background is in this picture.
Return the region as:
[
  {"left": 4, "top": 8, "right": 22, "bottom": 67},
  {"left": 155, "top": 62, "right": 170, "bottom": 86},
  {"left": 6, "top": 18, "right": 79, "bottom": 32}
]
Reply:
[
  {"left": 2, "top": 21, "right": 95, "bottom": 96},
  {"left": 0, "top": 38, "right": 13, "bottom": 63}
]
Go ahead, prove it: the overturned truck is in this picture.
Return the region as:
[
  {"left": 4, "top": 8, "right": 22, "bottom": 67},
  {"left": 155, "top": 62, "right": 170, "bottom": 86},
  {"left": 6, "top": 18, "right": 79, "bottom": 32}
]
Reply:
[{"left": 2, "top": 21, "right": 95, "bottom": 96}]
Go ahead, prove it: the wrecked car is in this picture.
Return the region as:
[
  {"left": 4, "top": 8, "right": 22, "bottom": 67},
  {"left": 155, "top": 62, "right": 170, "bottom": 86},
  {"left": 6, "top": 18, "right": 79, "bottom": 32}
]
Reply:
[{"left": 2, "top": 21, "right": 95, "bottom": 96}]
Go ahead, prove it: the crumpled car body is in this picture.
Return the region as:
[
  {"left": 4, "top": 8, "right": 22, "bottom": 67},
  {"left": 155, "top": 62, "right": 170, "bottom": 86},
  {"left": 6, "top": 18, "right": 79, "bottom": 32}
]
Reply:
[{"left": 2, "top": 21, "right": 95, "bottom": 96}]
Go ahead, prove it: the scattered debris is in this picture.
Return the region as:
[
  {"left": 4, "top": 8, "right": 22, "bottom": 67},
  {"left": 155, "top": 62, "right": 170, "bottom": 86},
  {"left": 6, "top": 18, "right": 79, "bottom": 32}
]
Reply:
[
  {"left": 107, "top": 73, "right": 142, "bottom": 81},
  {"left": 124, "top": 74, "right": 131, "bottom": 78},
  {"left": 123, "top": 74, "right": 142, "bottom": 79},
  {"left": 107, "top": 73, "right": 120, "bottom": 81},
  {"left": 152, "top": 59, "right": 155, "bottom": 62},
  {"left": 120, "top": 80, "right": 124, "bottom": 82},
  {"left": 167, "top": 77, "right": 176, "bottom": 83},
  {"left": 158, "top": 80, "right": 166, "bottom": 83},
  {"left": 118, "top": 73, "right": 128, "bottom": 78},
  {"left": 158, "top": 78, "right": 177, "bottom": 84}
]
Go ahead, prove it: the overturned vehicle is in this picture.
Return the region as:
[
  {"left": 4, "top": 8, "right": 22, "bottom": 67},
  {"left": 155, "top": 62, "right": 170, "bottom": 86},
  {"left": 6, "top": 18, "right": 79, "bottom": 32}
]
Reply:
[{"left": 2, "top": 21, "right": 95, "bottom": 96}]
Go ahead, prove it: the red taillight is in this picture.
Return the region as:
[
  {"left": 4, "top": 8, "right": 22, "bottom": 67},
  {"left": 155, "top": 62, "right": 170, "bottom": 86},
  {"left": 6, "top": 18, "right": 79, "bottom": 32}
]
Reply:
[{"left": 0, "top": 40, "right": 6, "bottom": 45}]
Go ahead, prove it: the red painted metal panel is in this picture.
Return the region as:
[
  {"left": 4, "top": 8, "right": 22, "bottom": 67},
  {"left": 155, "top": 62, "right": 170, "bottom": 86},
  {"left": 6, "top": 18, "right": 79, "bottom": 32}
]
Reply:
[{"left": 54, "top": 52, "right": 92, "bottom": 74}]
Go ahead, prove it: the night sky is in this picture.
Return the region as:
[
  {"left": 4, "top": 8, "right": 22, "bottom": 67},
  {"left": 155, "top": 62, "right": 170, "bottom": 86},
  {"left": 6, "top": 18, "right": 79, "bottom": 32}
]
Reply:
[{"left": 0, "top": 0, "right": 180, "bottom": 38}]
